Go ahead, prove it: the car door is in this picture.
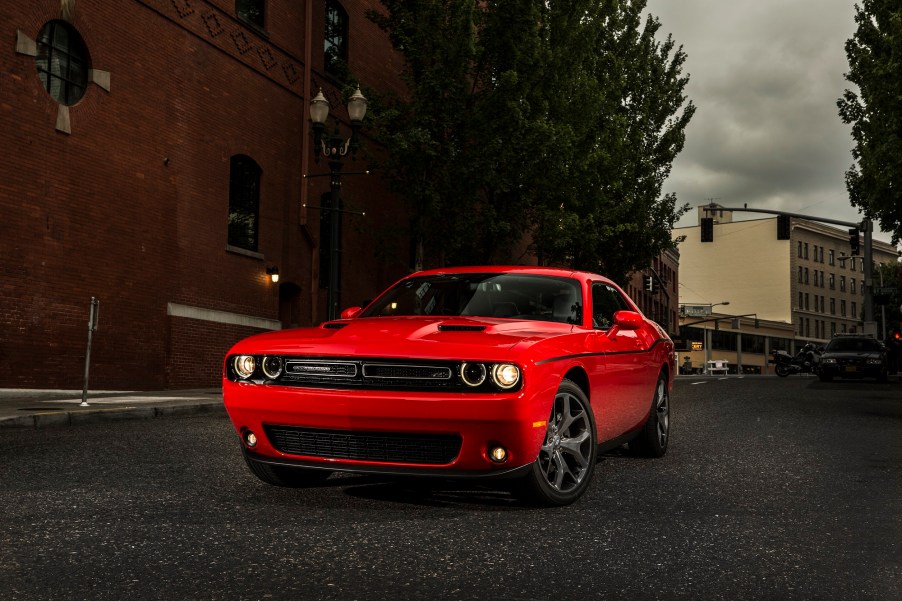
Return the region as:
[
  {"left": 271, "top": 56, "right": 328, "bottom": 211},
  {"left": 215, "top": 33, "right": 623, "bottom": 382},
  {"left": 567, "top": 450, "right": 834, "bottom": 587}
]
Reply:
[{"left": 588, "top": 282, "right": 656, "bottom": 440}]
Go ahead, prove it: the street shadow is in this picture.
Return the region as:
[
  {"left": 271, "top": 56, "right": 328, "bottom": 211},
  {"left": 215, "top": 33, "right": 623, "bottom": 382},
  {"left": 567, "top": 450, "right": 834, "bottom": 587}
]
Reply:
[
  {"left": 807, "top": 378, "right": 897, "bottom": 392},
  {"left": 340, "top": 477, "right": 527, "bottom": 510}
]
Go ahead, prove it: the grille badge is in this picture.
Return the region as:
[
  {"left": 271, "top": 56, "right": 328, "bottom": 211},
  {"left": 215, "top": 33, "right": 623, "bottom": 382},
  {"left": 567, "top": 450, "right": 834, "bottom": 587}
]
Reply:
[{"left": 285, "top": 361, "right": 357, "bottom": 378}]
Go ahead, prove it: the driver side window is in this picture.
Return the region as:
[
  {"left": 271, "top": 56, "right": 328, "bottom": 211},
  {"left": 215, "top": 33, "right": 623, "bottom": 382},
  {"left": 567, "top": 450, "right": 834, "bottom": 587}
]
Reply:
[{"left": 591, "top": 283, "right": 629, "bottom": 330}]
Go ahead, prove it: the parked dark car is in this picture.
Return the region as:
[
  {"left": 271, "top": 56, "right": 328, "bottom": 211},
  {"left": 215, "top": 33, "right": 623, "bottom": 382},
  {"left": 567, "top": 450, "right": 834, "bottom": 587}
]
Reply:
[{"left": 817, "top": 334, "right": 888, "bottom": 382}]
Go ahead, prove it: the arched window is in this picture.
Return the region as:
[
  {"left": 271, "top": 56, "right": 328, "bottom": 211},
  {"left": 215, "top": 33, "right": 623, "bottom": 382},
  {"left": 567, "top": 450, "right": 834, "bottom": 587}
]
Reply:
[
  {"left": 228, "top": 155, "right": 261, "bottom": 252},
  {"left": 236, "top": 0, "right": 265, "bottom": 30},
  {"left": 325, "top": 0, "right": 348, "bottom": 76},
  {"left": 35, "top": 20, "right": 90, "bottom": 106}
]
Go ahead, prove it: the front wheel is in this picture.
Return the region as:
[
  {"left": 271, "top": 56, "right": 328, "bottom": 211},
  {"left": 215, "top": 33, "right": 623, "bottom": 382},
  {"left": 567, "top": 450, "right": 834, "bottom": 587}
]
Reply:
[
  {"left": 515, "top": 379, "right": 597, "bottom": 507},
  {"left": 775, "top": 364, "right": 790, "bottom": 377}
]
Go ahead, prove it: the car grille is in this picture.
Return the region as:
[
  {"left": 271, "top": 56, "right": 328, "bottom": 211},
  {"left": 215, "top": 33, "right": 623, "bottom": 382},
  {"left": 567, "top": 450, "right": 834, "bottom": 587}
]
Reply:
[
  {"left": 264, "top": 426, "right": 462, "bottom": 465},
  {"left": 278, "top": 358, "right": 462, "bottom": 390}
]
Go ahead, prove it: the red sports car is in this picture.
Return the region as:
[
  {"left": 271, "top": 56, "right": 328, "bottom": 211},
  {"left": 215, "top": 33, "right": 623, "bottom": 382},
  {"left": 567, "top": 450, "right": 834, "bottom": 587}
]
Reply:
[{"left": 223, "top": 266, "right": 674, "bottom": 506}]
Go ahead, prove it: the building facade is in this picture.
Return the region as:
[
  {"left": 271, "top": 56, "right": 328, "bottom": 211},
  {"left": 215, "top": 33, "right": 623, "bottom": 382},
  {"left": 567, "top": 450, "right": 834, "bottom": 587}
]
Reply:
[
  {"left": 625, "top": 247, "right": 680, "bottom": 338},
  {"left": 1, "top": 0, "right": 409, "bottom": 389},
  {"left": 673, "top": 205, "right": 899, "bottom": 373}
]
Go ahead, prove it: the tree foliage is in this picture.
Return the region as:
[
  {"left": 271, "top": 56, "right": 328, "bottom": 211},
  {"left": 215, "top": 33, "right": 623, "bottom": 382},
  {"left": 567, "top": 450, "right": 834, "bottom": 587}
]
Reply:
[
  {"left": 838, "top": 0, "right": 902, "bottom": 245},
  {"left": 365, "top": 0, "right": 695, "bottom": 282}
]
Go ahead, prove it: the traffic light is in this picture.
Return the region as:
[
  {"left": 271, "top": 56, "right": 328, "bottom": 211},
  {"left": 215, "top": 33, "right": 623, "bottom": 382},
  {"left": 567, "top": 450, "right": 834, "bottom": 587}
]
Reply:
[
  {"left": 849, "top": 228, "right": 860, "bottom": 255},
  {"left": 643, "top": 275, "right": 654, "bottom": 292},
  {"left": 776, "top": 214, "right": 791, "bottom": 240},
  {"left": 701, "top": 217, "right": 714, "bottom": 242}
]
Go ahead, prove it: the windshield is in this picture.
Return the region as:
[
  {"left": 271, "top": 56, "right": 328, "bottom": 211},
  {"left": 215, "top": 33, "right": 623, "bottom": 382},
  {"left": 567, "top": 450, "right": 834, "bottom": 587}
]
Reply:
[
  {"left": 361, "top": 273, "right": 583, "bottom": 324},
  {"left": 826, "top": 337, "right": 882, "bottom": 353}
]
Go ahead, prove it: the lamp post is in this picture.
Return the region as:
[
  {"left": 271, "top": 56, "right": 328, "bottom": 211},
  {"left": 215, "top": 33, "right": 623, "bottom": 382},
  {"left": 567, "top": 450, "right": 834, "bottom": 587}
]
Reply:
[
  {"left": 703, "top": 301, "right": 730, "bottom": 372},
  {"left": 308, "top": 87, "right": 367, "bottom": 320}
]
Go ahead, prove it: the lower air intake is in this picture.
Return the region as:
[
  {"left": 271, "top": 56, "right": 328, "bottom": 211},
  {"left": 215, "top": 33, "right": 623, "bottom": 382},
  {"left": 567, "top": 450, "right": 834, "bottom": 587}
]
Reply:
[{"left": 264, "top": 426, "right": 462, "bottom": 465}]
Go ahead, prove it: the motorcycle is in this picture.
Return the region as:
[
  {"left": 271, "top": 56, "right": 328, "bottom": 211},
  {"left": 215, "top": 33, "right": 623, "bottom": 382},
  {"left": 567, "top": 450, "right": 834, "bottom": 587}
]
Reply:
[{"left": 770, "top": 343, "right": 822, "bottom": 377}]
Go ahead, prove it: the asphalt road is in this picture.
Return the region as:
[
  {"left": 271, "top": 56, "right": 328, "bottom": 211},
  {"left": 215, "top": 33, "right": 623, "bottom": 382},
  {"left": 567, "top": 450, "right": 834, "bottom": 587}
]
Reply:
[{"left": 1, "top": 377, "right": 900, "bottom": 600}]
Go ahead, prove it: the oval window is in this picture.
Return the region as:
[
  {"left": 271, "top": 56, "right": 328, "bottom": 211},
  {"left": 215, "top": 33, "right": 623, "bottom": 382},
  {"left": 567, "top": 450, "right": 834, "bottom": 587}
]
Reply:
[{"left": 35, "top": 20, "right": 90, "bottom": 106}]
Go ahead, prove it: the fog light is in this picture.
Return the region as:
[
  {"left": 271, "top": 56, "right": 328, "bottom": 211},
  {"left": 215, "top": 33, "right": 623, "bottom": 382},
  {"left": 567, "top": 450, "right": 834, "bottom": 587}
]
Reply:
[
  {"left": 488, "top": 445, "right": 508, "bottom": 464},
  {"left": 244, "top": 431, "right": 258, "bottom": 447}
]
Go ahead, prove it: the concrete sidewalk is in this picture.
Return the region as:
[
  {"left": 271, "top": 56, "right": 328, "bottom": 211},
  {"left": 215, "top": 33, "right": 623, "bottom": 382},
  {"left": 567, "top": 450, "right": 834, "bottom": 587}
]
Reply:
[{"left": 0, "top": 388, "right": 225, "bottom": 429}]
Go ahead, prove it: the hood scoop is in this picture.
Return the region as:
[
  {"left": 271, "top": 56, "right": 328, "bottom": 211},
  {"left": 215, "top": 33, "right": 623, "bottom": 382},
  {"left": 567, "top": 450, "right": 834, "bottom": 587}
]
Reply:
[
  {"left": 438, "top": 324, "right": 487, "bottom": 332},
  {"left": 322, "top": 322, "right": 348, "bottom": 330}
]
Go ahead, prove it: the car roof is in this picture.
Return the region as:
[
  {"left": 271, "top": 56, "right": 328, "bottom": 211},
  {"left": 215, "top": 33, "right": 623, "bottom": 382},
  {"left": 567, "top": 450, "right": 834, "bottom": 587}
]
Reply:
[{"left": 410, "top": 265, "right": 611, "bottom": 283}]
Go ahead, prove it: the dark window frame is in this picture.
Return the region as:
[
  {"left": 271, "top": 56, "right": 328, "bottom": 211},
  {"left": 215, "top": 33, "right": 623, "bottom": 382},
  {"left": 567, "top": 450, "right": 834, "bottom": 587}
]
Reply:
[
  {"left": 325, "top": 0, "right": 349, "bottom": 76},
  {"left": 35, "top": 20, "right": 90, "bottom": 106},
  {"left": 236, "top": 0, "right": 266, "bottom": 30},
  {"left": 228, "top": 155, "right": 262, "bottom": 252}
]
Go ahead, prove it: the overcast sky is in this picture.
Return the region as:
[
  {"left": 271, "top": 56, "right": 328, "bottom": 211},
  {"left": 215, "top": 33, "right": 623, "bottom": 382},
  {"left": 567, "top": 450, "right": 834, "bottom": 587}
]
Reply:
[{"left": 643, "top": 0, "right": 894, "bottom": 243}]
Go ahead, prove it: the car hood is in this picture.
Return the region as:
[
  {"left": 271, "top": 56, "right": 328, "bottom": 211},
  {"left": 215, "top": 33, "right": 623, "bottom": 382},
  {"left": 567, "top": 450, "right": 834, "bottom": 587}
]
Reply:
[{"left": 227, "top": 317, "right": 576, "bottom": 360}]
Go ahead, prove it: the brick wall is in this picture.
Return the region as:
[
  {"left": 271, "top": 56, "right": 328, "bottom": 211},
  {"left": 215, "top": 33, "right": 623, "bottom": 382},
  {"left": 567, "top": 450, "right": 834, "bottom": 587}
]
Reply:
[{"left": 1, "top": 0, "right": 409, "bottom": 389}]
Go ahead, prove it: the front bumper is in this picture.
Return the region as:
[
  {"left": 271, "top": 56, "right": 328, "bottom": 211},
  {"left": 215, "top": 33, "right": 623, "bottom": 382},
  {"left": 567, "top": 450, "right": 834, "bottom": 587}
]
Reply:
[
  {"left": 819, "top": 361, "right": 885, "bottom": 379},
  {"left": 223, "top": 379, "right": 552, "bottom": 475}
]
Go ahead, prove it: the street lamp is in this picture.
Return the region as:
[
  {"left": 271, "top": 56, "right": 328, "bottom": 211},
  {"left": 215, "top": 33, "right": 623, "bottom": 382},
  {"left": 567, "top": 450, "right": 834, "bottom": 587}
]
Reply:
[
  {"left": 308, "top": 87, "right": 367, "bottom": 320},
  {"left": 703, "top": 301, "right": 730, "bottom": 373}
]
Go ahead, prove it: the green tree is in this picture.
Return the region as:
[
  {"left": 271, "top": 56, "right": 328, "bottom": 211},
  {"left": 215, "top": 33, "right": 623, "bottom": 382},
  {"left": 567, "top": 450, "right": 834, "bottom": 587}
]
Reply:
[
  {"left": 838, "top": 0, "right": 902, "bottom": 245},
  {"left": 366, "top": 0, "right": 694, "bottom": 281}
]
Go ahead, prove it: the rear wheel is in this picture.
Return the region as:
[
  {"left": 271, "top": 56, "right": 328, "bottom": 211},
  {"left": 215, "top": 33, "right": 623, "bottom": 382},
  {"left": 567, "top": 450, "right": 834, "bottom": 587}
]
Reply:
[
  {"left": 242, "top": 447, "right": 332, "bottom": 487},
  {"left": 516, "top": 379, "right": 597, "bottom": 506},
  {"left": 629, "top": 372, "right": 670, "bottom": 458},
  {"left": 775, "top": 364, "right": 790, "bottom": 377}
]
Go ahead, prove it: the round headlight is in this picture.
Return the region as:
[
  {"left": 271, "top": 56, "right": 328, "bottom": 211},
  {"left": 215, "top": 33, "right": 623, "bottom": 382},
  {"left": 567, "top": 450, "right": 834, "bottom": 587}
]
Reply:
[
  {"left": 460, "top": 362, "right": 487, "bottom": 387},
  {"left": 261, "top": 356, "right": 283, "bottom": 379},
  {"left": 233, "top": 355, "right": 256, "bottom": 379},
  {"left": 491, "top": 363, "right": 520, "bottom": 389}
]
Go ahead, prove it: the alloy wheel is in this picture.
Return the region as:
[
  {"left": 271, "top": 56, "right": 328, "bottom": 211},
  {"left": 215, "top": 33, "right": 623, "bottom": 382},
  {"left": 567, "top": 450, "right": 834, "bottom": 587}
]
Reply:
[{"left": 538, "top": 390, "right": 593, "bottom": 493}]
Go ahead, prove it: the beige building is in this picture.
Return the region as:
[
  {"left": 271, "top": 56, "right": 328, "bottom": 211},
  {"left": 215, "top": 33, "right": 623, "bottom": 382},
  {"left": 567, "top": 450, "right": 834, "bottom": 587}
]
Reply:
[{"left": 673, "top": 205, "right": 899, "bottom": 374}]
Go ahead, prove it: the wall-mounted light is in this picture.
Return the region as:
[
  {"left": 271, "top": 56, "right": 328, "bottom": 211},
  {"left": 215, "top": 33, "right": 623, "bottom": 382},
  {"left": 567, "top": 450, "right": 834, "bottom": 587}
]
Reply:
[{"left": 266, "top": 266, "right": 280, "bottom": 283}]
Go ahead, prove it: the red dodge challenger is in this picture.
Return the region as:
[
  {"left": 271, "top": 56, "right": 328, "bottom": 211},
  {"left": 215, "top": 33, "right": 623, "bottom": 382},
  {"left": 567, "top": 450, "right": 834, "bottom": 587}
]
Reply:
[{"left": 223, "top": 266, "right": 675, "bottom": 506}]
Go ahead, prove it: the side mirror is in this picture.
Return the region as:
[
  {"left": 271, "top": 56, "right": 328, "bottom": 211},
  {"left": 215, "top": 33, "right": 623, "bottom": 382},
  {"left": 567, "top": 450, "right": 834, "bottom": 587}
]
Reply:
[
  {"left": 340, "top": 306, "right": 363, "bottom": 320},
  {"left": 606, "top": 310, "right": 643, "bottom": 339},
  {"left": 613, "top": 310, "right": 643, "bottom": 330}
]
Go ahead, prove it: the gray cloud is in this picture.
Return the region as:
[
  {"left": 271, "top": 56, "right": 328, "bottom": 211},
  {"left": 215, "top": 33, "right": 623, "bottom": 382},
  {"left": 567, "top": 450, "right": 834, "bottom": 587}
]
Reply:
[{"left": 644, "top": 0, "right": 892, "bottom": 240}]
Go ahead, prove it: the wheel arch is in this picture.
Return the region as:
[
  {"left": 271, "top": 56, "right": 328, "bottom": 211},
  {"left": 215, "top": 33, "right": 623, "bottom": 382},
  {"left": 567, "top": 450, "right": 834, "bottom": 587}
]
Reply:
[{"left": 563, "top": 366, "right": 590, "bottom": 400}]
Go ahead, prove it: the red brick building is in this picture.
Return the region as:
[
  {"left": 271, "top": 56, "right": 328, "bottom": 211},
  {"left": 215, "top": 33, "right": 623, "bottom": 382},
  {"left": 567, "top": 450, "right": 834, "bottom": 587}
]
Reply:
[
  {"left": 625, "top": 247, "right": 681, "bottom": 338},
  {"left": 1, "top": 0, "right": 409, "bottom": 389}
]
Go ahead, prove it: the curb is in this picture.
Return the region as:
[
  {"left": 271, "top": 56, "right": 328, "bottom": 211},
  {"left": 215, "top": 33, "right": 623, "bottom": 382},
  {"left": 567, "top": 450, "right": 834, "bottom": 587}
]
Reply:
[{"left": 0, "top": 401, "right": 226, "bottom": 430}]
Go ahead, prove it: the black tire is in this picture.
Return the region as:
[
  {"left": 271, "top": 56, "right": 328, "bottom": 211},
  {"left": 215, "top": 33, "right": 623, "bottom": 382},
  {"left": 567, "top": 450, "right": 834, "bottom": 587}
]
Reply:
[
  {"left": 629, "top": 372, "right": 670, "bottom": 458},
  {"left": 775, "top": 364, "right": 790, "bottom": 377},
  {"left": 515, "top": 379, "right": 597, "bottom": 507},
  {"left": 242, "top": 447, "right": 332, "bottom": 487}
]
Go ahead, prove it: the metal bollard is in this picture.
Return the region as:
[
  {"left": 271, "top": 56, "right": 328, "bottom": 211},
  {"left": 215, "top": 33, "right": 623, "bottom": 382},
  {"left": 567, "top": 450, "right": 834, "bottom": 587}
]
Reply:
[{"left": 80, "top": 298, "right": 100, "bottom": 407}]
